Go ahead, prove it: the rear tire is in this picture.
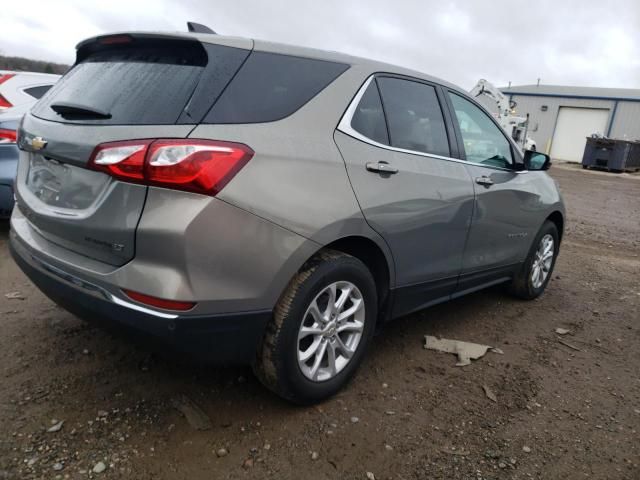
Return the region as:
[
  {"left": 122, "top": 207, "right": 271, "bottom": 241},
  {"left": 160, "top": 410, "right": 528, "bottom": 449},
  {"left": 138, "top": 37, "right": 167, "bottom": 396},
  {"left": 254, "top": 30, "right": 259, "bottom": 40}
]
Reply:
[
  {"left": 254, "top": 250, "right": 377, "bottom": 404},
  {"left": 508, "top": 221, "right": 559, "bottom": 300}
]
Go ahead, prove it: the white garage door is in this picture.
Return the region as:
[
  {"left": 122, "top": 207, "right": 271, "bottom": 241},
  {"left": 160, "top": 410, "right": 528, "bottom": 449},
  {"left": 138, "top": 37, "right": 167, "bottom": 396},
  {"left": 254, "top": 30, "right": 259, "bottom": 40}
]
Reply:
[{"left": 550, "top": 107, "right": 609, "bottom": 162}]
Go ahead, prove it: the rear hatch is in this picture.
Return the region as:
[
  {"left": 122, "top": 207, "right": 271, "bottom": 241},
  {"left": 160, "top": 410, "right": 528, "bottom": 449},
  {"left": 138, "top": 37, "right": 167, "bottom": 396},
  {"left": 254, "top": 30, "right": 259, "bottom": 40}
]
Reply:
[{"left": 15, "top": 33, "right": 251, "bottom": 266}]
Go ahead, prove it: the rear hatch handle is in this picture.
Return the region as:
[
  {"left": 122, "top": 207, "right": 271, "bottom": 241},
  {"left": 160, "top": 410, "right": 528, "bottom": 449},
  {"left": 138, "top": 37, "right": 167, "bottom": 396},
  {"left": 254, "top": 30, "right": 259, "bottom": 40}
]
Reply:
[{"left": 50, "top": 102, "right": 112, "bottom": 120}]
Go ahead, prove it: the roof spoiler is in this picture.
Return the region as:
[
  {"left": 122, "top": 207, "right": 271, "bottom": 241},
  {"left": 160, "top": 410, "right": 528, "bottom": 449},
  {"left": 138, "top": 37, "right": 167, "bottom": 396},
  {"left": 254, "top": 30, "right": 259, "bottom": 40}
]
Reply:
[{"left": 187, "top": 22, "right": 216, "bottom": 34}]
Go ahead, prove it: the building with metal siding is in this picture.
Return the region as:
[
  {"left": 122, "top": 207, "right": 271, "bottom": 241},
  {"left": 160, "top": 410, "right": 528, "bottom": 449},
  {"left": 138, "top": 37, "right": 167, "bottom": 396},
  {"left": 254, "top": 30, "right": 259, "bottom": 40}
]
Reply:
[
  {"left": 610, "top": 101, "right": 640, "bottom": 139},
  {"left": 475, "top": 84, "right": 640, "bottom": 162}
]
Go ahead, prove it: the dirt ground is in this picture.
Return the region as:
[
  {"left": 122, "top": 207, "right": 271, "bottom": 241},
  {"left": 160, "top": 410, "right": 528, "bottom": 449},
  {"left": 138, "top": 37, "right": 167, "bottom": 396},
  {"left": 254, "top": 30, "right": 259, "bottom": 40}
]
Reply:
[{"left": 1, "top": 165, "right": 639, "bottom": 480}]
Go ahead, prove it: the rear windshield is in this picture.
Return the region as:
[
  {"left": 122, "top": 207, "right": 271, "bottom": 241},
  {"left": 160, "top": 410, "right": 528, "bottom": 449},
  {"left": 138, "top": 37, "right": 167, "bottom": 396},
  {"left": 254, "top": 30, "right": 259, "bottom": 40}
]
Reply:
[
  {"left": 32, "top": 40, "right": 246, "bottom": 125},
  {"left": 205, "top": 52, "right": 349, "bottom": 124}
]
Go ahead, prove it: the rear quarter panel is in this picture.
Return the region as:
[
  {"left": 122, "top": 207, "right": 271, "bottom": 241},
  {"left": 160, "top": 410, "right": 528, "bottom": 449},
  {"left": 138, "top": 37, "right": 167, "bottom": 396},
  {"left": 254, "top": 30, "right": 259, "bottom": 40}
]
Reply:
[{"left": 189, "top": 65, "right": 397, "bottom": 285}]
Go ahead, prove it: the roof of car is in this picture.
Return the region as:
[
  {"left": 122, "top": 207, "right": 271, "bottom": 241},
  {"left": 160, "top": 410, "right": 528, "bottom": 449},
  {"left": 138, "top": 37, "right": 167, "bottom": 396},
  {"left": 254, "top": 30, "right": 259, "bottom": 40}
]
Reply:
[
  {"left": 78, "top": 31, "right": 466, "bottom": 95},
  {"left": 250, "top": 37, "right": 464, "bottom": 92}
]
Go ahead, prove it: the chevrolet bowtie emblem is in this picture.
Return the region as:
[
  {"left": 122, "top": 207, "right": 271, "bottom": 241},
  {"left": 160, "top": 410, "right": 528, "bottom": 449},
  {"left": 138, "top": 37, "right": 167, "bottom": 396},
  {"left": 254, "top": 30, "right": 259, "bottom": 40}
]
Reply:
[{"left": 31, "top": 136, "right": 48, "bottom": 150}]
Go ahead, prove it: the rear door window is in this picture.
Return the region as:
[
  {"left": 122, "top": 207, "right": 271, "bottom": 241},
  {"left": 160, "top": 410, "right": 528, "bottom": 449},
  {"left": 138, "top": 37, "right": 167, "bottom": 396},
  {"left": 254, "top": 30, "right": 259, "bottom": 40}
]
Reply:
[
  {"left": 350, "top": 79, "right": 389, "bottom": 145},
  {"left": 376, "top": 77, "right": 450, "bottom": 157},
  {"left": 32, "top": 40, "right": 247, "bottom": 125},
  {"left": 205, "top": 52, "right": 349, "bottom": 124}
]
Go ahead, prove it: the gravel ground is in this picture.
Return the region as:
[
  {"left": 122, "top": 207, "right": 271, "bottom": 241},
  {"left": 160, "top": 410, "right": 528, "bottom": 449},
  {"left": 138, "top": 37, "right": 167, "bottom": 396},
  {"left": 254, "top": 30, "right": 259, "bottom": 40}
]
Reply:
[{"left": 1, "top": 164, "right": 639, "bottom": 479}]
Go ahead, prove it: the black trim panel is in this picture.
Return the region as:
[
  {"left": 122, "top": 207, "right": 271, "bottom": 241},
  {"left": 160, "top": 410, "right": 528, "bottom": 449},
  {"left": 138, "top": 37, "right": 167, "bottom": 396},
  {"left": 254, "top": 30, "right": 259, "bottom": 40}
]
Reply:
[
  {"left": 390, "top": 262, "right": 522, "bottom": 319},
  {"left": 454, "top": 263, "right": 520, "bottom": 297},
  {"left": 391, "top": 276, "right": 458, "bottom": 318}
]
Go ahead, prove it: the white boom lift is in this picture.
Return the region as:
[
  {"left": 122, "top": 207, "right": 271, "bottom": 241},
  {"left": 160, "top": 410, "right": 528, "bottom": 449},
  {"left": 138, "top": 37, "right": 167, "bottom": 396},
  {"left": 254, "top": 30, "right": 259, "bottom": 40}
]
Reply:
[{"left": 469, "top": 79, "right": 536, "bottom": 151}]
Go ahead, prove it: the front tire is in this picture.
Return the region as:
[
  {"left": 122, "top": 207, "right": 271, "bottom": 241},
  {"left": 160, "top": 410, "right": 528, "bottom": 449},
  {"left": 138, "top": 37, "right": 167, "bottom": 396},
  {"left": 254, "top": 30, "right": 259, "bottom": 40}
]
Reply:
[
  {"left": 254, "top": 250, "right": 377, "bottom": 404},
  {"left": 508, "top": 221, "right": 559, "bottom": 300}
]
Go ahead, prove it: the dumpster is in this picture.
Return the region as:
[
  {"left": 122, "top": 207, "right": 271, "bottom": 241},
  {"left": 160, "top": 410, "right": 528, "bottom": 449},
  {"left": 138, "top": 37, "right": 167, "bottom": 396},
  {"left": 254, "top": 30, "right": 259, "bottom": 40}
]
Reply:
[{"left": 582, "top": 137, "right": 640, "bottom": 173}]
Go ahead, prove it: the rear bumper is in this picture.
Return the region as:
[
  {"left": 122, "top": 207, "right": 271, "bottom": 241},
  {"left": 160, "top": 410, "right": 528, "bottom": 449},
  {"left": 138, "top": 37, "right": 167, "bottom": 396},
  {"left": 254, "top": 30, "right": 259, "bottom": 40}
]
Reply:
[{"left": 10, "top": 233, "right": 271, "bottom": 364}]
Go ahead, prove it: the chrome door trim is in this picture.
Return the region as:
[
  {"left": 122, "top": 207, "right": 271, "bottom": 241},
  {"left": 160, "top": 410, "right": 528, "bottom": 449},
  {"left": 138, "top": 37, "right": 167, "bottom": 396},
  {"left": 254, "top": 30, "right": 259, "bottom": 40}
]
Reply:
[{"left": 336, "top": 74, "right": 529, "bottom": 174}]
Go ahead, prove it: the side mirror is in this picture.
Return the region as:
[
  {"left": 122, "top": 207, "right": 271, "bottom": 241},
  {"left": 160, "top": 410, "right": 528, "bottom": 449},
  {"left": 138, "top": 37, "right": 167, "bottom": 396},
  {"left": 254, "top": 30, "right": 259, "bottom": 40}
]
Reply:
[{"left": 523, "top": 150, "right": 551, "bottom": 171}]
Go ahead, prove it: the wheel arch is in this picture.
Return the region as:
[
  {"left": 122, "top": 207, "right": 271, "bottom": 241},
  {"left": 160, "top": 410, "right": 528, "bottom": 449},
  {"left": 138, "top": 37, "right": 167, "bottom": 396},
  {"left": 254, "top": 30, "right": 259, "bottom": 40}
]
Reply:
[
  {"left": 546, "top": 210, "right": 564, "bottom": 242},
  {"left": 310, "top": 235, "right": 395, "bottom": 320}
]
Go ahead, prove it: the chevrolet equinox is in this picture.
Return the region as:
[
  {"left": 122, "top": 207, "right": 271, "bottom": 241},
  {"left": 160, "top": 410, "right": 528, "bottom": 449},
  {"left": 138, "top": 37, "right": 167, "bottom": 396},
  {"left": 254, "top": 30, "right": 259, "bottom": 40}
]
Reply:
[{"left": 10, "top": 28, "right": 565, "bottom": 403}]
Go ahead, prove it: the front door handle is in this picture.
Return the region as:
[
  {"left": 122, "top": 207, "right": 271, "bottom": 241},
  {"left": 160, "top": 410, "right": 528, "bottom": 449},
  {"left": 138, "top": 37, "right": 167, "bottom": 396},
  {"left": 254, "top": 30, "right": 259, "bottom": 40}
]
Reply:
[
  {"left": 366, "top": 161, "right": 399, "bottom": 174},
  {"left": 475, "top": 176, "right": 494, "bottom": 187}
]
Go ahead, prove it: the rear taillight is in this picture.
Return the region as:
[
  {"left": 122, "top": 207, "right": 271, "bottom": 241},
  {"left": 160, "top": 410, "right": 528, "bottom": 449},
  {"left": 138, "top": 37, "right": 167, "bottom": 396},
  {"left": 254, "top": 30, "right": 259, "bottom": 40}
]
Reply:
[
  {"left": 0, "top": 74, "right": 15, "bottom": 109},
  {"left": 146, "top": 140, "right": 253, "bottom": 195},
  {"left": 0, "top": 128, "right": 17, "bottom": 143},
  {"left": 88, "top": 139, "right": 253, "bottom": 196},
  {"left": 90, "top": 140, "right": 149, "bottom": 181},
  {"left": 0, "top": 95, "right": 12, "bottom": 109},
  {"left": 0, "top": 74, "right": 15, "bottom": 84}
]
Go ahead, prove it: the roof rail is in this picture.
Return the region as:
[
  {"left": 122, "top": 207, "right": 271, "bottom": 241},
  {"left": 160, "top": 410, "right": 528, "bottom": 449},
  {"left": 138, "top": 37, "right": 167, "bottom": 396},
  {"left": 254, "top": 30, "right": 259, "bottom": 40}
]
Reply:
[{"left": 187, "top": 22, "right": 216, "bottom": 34}]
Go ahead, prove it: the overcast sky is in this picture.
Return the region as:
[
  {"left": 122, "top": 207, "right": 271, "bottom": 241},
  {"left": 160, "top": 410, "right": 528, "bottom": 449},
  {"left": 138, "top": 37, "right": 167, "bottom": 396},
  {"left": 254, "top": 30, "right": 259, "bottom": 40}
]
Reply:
[{"left": 1, "top": 0, "right": 639, "bottom": 89}]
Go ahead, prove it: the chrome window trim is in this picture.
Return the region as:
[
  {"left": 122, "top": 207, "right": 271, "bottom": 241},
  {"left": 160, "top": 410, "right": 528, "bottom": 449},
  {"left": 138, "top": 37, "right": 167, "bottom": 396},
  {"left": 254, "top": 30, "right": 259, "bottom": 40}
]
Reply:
[{"left": 337, "top": 74, "right": 527, "bottom": 174}]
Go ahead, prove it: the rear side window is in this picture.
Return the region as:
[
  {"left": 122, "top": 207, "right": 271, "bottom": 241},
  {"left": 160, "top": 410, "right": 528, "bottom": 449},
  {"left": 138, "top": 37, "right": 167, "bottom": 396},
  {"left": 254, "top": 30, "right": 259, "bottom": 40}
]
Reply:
[
  {"left": 350, "top": 80, "right": 389, "bottom": 145},
  {"left": 377, "top": 77, "right": 450, "bottom": 157},
  {"left": 23, "top": 85, "right": 52, "bottom": 100},
  {"left": 32, "top": 40, "right": 247, "bottom": 125},
  {"left": 205, "top": 52, "right": 349, "bottom": 124}
]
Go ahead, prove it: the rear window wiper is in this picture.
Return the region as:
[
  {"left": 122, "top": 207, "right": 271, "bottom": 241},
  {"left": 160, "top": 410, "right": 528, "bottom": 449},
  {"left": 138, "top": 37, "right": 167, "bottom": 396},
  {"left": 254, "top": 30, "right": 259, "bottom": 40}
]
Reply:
[{"left": 50, "top": 102, "right": 112, "bottom": 119}]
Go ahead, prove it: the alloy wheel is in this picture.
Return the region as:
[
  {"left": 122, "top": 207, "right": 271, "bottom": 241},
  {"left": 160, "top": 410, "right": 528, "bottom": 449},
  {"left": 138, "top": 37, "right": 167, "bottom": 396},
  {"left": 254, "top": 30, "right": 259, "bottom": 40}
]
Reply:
[
  {"left": 531, "top": 234, "right": 554, "bottom": 289},
  {"left": 297, "top": 281, "right": 365, "bottom": 382}
]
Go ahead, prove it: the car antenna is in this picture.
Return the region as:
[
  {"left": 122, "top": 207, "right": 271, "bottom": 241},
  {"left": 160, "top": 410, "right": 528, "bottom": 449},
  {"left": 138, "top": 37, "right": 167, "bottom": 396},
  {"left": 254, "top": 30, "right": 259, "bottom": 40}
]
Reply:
[{"left": 187, "top": 22, "right": 216, "bottom": 34}]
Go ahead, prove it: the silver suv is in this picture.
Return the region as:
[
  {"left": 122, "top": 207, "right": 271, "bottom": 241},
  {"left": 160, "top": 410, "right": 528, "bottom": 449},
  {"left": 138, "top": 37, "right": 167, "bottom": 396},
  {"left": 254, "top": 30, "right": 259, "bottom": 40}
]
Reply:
[{"left": 10, "top": 29, "right": 564, "bottom": 403}]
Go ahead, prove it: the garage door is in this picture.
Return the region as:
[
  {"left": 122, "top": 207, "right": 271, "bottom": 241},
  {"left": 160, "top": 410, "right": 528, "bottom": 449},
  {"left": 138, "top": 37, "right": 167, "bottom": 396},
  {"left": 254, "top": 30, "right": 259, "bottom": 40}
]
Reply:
[{"left": 550, "top": 107, "right": 609, "bottom": 162}]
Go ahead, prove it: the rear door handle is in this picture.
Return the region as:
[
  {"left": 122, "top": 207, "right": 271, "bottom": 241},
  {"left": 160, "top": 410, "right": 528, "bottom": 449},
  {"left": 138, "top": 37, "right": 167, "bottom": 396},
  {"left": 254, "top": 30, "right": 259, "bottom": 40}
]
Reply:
[
  {"left": 366, "top": 161, "right": 399, "bottom": 174},
  {"left": 475, "top": 176, "right": 494, "bottom": 187}
]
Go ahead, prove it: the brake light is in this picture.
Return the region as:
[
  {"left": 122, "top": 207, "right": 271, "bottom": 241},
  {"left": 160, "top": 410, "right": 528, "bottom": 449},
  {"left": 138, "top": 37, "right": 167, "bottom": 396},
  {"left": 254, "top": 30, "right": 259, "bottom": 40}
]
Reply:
[
  {"left": 0, "top": 94, "right": 12, "bottom": 109},
  {"left": 0, "top": 73, "right": 15, "bottom": 85},
  {"left": 88, "top": 139, "right": 253, "bottom": 196},
  {"left": 146, "top": 140, "right": 253, "bottom": 195},
  {"left": 123, "top": 289, "right": 195, "bottom": 311},
  {"left": 91, "top": 140, "right": 149, "bottom": 181},
  {"left": 0, "top": 74, "right": 15, "bottom": 109},
  {"left": 0, "top": 128, "right": 17, "bottom": 143},
  {"left": 98, "top": 34, "right": 133, "bottom": 45}
]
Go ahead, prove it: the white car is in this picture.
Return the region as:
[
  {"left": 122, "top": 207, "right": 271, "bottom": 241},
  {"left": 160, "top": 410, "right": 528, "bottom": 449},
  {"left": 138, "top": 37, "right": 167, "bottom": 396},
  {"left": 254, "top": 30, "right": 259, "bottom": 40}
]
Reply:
[
  {"left": 0, "top": 71, "right": 60, "bottom": 216},
  {"left": 0, "top": 70, "right": 61, "bottom": 110}
]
